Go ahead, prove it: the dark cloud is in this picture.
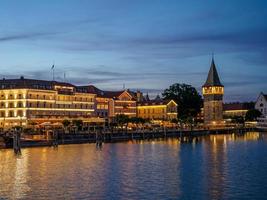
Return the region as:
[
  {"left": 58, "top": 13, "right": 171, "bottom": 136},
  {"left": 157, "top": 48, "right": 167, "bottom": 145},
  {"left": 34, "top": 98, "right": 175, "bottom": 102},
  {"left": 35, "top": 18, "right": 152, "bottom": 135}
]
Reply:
[
  {"left": 0, "top": 17, "right": 99, "bottom": 43},
  {"left": 0, "top": 31, "right": 60, "bottom": 42}
]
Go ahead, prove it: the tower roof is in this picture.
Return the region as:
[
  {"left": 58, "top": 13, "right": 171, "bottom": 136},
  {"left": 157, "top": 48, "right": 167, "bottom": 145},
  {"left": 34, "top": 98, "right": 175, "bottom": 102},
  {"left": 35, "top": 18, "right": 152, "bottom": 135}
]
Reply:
[{"left": 203, "top": 58, "right": 223, "bottom": 87}]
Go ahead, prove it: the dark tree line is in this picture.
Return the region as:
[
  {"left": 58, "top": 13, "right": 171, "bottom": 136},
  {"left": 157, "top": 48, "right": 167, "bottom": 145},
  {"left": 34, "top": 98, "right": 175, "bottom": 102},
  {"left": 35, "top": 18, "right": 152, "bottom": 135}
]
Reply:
[{"left": 162, "top": 83, "right": 203, "bottom": 120}]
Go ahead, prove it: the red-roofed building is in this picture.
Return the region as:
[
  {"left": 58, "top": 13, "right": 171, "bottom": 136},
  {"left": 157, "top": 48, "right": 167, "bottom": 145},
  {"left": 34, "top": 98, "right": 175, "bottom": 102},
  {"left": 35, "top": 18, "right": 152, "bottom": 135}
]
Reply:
[
  {"left": 223, "top": 102, "right": 254, "bottom": 117},
  {"left": 77, "top": 85, "right": 137, "bottom": 118}
]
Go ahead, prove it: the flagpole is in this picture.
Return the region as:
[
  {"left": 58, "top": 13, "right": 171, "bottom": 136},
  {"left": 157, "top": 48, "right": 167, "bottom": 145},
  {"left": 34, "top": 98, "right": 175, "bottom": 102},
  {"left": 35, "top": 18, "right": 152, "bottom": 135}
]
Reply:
[
  {"left": 53, "top": 68, "right": 55, "bottom": 81},
  {"left": 51, "top": 62, "right": 55, "bottom": 81}
]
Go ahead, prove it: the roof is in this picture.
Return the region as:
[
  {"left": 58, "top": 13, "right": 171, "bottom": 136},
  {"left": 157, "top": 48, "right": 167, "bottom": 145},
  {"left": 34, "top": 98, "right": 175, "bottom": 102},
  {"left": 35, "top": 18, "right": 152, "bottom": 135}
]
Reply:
[
  {"left": 223, "top": 102, "right": 255, "bottom": 111},
  {"left": 138, "top": 99, "right": 176, "bottom": 106},
  {"left": 76, "top": 85, "right": 104, "bottom": 95},
  {"left": 255, "top": 92, "right": 267, "bottom": 103},
  {"left": 77, "top": 85, "right": 136, "bottom": 99},
  {"left": 203, "top": 58, "right": 223, "bottom": 87},
  {"left": 0, "top": 77, "right": 75, "bottom": 90}
]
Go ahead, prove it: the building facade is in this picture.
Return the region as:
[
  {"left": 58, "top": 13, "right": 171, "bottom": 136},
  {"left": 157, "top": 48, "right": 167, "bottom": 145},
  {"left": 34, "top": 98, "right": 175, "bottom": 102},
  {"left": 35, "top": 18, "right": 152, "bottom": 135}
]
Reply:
[
  {"left": 255, "top": 92, "right": 267, "bottom": 117},
  {"left": 77, "top": 85, "right": 137, "bottom": 119},
  {"left": 255, "top": 92, "right": 267, "bottom": 128},
  {"left": 137, "top": 99, "right": 177, "bottom": 120},
  {"left": 223, "top": 102, "right": 254, "bottom": 118},
  {"left": 202, "top": 58, "right": 224, "bottom": 126},
  {"left": 0, "top": 77, "right": 97, "bottom": 128}
]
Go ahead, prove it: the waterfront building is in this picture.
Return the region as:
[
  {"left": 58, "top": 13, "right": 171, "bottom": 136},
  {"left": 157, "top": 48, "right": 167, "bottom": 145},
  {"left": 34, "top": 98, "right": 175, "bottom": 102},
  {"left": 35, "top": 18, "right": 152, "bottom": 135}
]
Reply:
[
  {"left": 77, "top": 85, "right": 137, "bottom": 118},
  {"left": 202, "top": 58, "right": 224, "bottom": 126},
  {"left": 255, "top": 92, "right": 267, "bottom": 117},
  {"left": 255, "top": 92, "right": 267, "bottom": 128},
  {"left": 77, "top": 85, "right": 110, "bottom": 118},
  {"left": 223, "top": 102, "right": 254, "bottom": 118},
  {"left": 0, "top": 77, "right": 98, "bottom": 128},
  {"left": 137, "top": 95, "right": 178, "bottom": 120}
]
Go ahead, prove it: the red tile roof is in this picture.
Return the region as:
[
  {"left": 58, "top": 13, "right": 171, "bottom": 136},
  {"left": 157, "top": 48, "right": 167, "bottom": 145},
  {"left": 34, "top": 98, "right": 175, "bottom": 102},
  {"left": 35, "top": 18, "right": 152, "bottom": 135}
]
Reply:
[
  {"left": 223, "top": 102, "right": 254, "bottom": 111},
  {"left": 77, "top": 85, "right": 136, "bottom": 99}
]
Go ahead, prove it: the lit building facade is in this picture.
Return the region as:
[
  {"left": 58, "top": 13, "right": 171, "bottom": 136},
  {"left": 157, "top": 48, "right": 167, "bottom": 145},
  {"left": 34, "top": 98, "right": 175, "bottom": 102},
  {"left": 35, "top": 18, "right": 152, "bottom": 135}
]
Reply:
[
  {"left": 77, "top": 85, "right": 137, "bottom": 118},
  {"left": 223, "top": 102, "right": 254, "bottom": 118},
  {"left": 202, "top": 58, "right": 224, "bottom": 126},
  {"left": 108, "top": 90, "right": 137, "bottom": 117},
  {"left": 137, "top": 99, "right": 177, "bottom": 120},
  {"left": 0, "top": 77, "right": 96, "bottom": 128}
]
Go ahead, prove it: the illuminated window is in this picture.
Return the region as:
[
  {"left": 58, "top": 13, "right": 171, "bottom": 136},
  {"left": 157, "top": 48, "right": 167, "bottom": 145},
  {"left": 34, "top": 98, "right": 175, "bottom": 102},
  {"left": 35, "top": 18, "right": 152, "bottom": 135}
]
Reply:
[{"left": 9, "top": 111, "right": 13, "bottom": 117}]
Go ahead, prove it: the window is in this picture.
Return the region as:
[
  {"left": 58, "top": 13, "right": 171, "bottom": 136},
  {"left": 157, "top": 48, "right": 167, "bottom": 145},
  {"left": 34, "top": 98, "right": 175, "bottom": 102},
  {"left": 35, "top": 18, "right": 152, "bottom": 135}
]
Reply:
[
  {"left": 17, "top": 110, "right": 23, "bottom": 117},
  {"left": 9, "top": 111, "right": 13, "bottom": 117},
  {"left": 18, "top": 102, "right": 22, "bottom": 108}
]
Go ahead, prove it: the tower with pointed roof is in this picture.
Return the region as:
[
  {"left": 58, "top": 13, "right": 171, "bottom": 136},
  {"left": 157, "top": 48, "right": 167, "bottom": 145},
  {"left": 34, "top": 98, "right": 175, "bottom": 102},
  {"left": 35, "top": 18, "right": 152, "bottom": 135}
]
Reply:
[{"left": 202, "top": 57, "right": 224, "bottom": 126}]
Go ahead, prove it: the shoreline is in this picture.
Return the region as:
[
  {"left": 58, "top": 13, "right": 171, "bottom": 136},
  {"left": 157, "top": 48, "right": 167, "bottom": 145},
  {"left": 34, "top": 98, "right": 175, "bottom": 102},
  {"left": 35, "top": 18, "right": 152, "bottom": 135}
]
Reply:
[{"left": 1, "top": 127, "right": 263, "bottom": 150}]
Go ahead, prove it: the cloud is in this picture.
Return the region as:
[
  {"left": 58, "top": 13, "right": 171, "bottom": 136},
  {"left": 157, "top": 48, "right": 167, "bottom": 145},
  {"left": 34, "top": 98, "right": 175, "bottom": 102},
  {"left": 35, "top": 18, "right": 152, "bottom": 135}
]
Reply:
[
  {"left": 0, "top": 31, "right": 60, "bottom": 42},
  {"left": 0, "top": 17, "right": 99, "bottom": 43},
  {"left": 43, "top": 25, "right": 266, "bottom": 67}
]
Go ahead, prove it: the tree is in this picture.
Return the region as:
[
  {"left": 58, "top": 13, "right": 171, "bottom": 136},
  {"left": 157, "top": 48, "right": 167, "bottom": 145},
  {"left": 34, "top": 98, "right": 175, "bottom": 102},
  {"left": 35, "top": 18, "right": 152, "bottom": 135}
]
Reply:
[
  {"left": 129, "top": 117, "right": 146, "bottom": 125},
  {"left": 231, "top": 116, "right": 245, "bottom": 125},
  {"left": 114, "top": 114, "right": 130, "bottom": 130},
  {"left": 62, "top": 119, "right": 71, "bottom": 128},
  {"left": 62, "top": 119, "right": 71, "bottom": 133},
  {"left": 162, "top": 83, "right": 203, "bottom": 119},
  {"left": 72, "top": 119, "right": 83, "bottom": 131},
  {"left": 245, "top": 109, "right": 262, "bottom": 121},
  {"left": 171, "top": 118, "right": 178, "bottom": 124}
]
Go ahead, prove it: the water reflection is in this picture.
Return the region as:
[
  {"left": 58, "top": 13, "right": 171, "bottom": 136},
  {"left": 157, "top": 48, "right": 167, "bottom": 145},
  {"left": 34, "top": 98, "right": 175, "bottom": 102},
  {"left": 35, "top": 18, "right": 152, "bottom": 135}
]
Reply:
[
  {"left": 204, "top": 135, "right": 228, "bottom": 200},
  {"left": 0, "top": 132, "right": 267, "bottom": 199}
]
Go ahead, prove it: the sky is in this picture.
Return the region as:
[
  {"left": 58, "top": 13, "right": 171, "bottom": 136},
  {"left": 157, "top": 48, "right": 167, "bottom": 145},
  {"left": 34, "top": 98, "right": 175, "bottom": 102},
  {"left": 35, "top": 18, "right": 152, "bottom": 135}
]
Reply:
[{"left": 0, "top": 0, "right": 266, "bottom": 102}]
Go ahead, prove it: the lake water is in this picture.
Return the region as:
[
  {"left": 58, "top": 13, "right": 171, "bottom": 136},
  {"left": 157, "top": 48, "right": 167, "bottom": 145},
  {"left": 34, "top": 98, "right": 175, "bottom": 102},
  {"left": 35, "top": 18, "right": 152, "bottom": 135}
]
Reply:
[{"left": 1, "top": 132, "right": 267, "bottom": 200}]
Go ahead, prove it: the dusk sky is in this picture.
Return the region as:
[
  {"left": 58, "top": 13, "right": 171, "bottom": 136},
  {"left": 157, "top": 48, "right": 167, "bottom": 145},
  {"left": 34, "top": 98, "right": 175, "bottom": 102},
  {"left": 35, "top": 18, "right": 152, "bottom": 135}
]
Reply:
[{"left": 0, "top": 0, "right": 266, "bottom": 102}]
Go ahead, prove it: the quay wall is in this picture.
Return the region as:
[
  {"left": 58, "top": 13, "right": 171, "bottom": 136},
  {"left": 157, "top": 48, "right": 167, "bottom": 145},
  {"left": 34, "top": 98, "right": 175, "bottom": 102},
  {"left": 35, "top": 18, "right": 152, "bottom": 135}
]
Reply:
[{"left": 0, "top": 127, "right": 259, "bottom": 149}]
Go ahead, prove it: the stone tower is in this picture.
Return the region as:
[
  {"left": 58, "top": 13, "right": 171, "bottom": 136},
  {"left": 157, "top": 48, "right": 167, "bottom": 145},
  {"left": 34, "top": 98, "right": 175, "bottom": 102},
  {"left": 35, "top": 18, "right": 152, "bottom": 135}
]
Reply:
[{"left": 202, "top": 58, "right": 224, "bottom": 126}]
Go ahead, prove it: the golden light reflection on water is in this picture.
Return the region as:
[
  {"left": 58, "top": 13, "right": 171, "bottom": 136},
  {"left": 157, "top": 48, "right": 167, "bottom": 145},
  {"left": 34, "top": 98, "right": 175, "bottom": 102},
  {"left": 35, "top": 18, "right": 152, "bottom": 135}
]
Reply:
[{"left": 0, "top": 132, "right": 266, "bottom": 199}]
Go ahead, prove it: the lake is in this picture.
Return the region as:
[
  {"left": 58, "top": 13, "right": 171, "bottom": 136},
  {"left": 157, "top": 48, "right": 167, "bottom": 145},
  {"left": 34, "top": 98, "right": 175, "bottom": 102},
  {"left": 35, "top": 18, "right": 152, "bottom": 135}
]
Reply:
[{"left": 1, "top": 132, "right": 267, "bottom": 200}]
